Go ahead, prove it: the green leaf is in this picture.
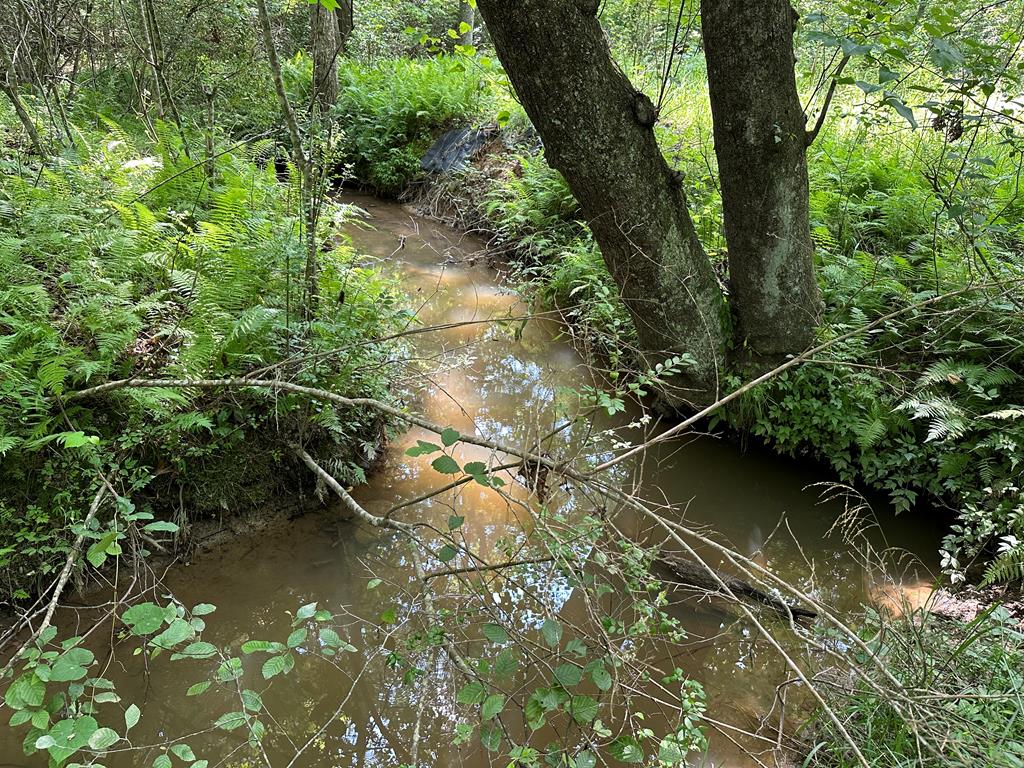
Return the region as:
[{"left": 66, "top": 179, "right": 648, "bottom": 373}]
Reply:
[
  {"left": 553, "top": 663, "right": 582, "bottom": 688},
  {"left": 143, "top": 521, "right": 179, "bottom": 533},
  {"left": 482, "top": 623, "right": 509, "bottom": 644},
  {"left": 125, "top": 703, "right": 141, "bottom": 731},
  {"left": 405, "top": 440, "right": 441, "bottom": 457},
  {"left": 438, "top": 544, "right": 458, "bottom": 563},
  {"left": 575, "top": 750, "right": 597, "bottom": 768},
  {"left": 479, "top": 722, "right": 502, "bottom": 751},
  {"left": 241, "top": 640, "right": 285, "bottom": 654},
  {"left": 214, "top": 711, "right": 247, "bottom": 731},
  {"left": 170, "top": 743, "right": 196, "bottom": 761},
  {"left": 367, "top": 578, "right": 383, "bottom": 590},
  {"left": 568, "top": 695, "right": 599, "bottom": 724},
  {"left": 448, "top": 515, "right": 465, "bottom": 530},
  {"left": 463, "top": 461, "right": 487, "bottom": 476},
  {"left": 609, "top": 736, "right": 644, "bottom": 763},
  {"left": 154, "top": 755, "right": 172, "bottom": 768},
  {"left": 192, "top": 603, "right": 217, "bottom": 616},
  {"left": 590, "top": 664, "right": 612, "bottom": 691},
  {"left": 540, "top": 619, "right": 562, "bottom": 648},
  {"left": 481, "top": 693, "right": 506, "bottom": 720},
  {"left": 494, "top": 648, "right": 518, "bottom": 677},
  {"left": 5, "top": 672, "right": 45, "bottom": 709},
  {"left": 457, "top": 681, "right": 487, "bottom": 705},
  {"left": 241, "top": 689, "right": 263, "bottom": 713},
  {"left": 187, "top": 681, "right": 211, "bottom": 696},
  {"left": 884, "top": 93, "right": 918, "bottom": 129},
  {"left": 440, "top": 427, "right": 460, "bottom": 446},
  {"left": 261, "top": 654, "right": 294, "bottom": 679},
  {"left": 287, "top": 628, "right": 307, "bottom": 648},
  {"left": 172, "top": 641, "right": 217, "bottom": 660},
  {"left": 50, "top": 647, "right": 95, "bottom": 682},
  {"left": 658, "top": 735, "right": 688, "bottom": 764},
  {"left": 152, "top": 618, "right": 194, "bottom": 649},
  {"left": 89, "top": 727, "right": 119, "bottom": 750},
  {"left": 431, "top": 455, "right": 461, "bottom": 474},
  {"left": 122, "top": 603, "right": 166, "bottom": 635},
  {"left": 295, "top": 602, "right": 318, "bottom": 621}
]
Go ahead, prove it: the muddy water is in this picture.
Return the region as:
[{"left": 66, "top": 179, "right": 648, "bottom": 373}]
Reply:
[{"left": 0, "top": 195, "right": 943, "bottom": 767}]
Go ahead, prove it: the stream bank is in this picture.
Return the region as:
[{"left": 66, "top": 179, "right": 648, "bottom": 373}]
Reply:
[{"left": 0, "top": 193, "right": 946, "bottom": 767}]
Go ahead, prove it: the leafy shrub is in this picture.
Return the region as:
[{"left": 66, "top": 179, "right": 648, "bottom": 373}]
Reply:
[{"left": 0, "top": 118, "right": 404, "bottom": 596}]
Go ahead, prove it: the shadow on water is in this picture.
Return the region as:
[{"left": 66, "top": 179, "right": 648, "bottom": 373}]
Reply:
[{"left": 0, "top": 192, "right": 944, "bottom": 767}]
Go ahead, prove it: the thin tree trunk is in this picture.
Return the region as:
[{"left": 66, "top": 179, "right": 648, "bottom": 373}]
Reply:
[
  {"left": 0, "top": 37, "right": 43, "bottom": 154},
  {"left": 458, "top": 1, "right": 475, "bottom": 46},
  {"left": 701, "top": 0, "right": 820, "bottom": 364},
  {"left": 254, "top": 0, "right": 318, "bottom": 314},
  {"left": 136, "top": 0, "right": 163, "bottom": 116},
  {"left": 475, "top": 0, "right": 727, "bottom": 406},
  {"left": 310, "top": 0, "right": 339, "bottom": 113},
  {"left": 335, "top": 0, "right": 353, "bottom": 52}
]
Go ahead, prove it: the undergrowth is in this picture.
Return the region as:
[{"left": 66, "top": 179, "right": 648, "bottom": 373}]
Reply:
[
  {"left": 0, "top": 112, "right": 405, "bottom": 598},
  {"left": 326, "top": 57, "right": 1024, "bottom": 588}
]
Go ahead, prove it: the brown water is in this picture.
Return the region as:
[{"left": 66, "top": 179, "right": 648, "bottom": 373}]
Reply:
[{"left": 0, "top": 194, "right": 943, "bottom": 768}]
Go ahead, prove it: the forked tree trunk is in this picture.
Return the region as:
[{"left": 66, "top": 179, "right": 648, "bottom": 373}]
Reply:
[
  {"left": 476, "top": 0, "right": 727, "bottom": 406},
  {"left": 701, "top": 0, "right": 820, "bottom": 364}
]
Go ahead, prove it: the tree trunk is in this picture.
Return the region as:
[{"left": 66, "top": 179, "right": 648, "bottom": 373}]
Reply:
[
  {"left": 310, "top": 0, "right": 339, "bottom": 112},
  {"left": 335, "top": 0, "right": 353, "bottom": 52},
  {"left": 701, "top": 0, "right": 820, "bottom": 365},
  {"left": 475, "top": 0, "right": 727, "bottom": 406},
  {"left": 458, "top": 1, "right": 475, "bottom": 46},
  {"left": 255, "top": 0, "right": 319, "bottom": 314},
  {"left": 0, "top": 36, "right": 43, "bottom": 154}
]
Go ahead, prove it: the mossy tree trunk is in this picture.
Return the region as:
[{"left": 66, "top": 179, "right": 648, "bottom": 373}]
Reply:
[
  {"left": 701, "top": 0, "right": 820, "bottom": 365},
  {"left": 475, "top": 0, "right": 728, "bottom": 406}
]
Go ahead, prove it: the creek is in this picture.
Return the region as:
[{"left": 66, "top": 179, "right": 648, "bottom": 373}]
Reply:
[{"left": 0, "top": 194, "right": 944, "bottom": 767}]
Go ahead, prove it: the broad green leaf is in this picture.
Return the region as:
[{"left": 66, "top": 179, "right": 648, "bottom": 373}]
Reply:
[
  {"left": 540, "top": 619, "right": 562, "bottom": 648},
  {"left": 50, "top": 647, "right": 94, "bottom": 682},
  {"left": 187, "top": 681, "right": 211, "bottom": 696},
  {"left": 438, "top": 544, "right": 458, "bottom": 563},
  {"left": 171, "top": 743, "right": 196, "bottom": 761},
  {"left": 481, "top": 693, "right": 506, "bottom": 720},
  {"left": 553, "top": 663, "right": 582, "bottom": 688},
  {"left": 125, "top": 703, "right": 141, "bottom": 731},
  {"left": 122, "top": 603, "right": 166, "bottom": 635},
  {"left": 295, "top": 602, "right": 317, "bottom": 621},
  {"left": 482, "top": 623, "right": 509, "bottom": 644},
  {"left": 153, "top": 754, "right": 172, "bottom": 768},
  {"left": 261, "top": 654, "right": 294, "bottom": 679},
  {"left": 448, "top": 515, "right": 465, "bottom": 530},
  {"left": 287, "top": 629, "right": 307, "bottom": 648},
  {"left": 431, "top": 455, "right": 460, "bottom": 474},
  {"left": 89, "top": 727, "right": 119, "bottom": 750},
  {"left": 494, "top": 648, "right": 518, "bottom": 677},
  {"left": 152, "top": 618, "right": 193, "bottom": 649},
  {"left": 440, "top": 427, "right": 460, "bottom": 446},
  {"left": 568, "top": 695, "right": 599, "bottom": 724},
  {"left": 192, "top": 603, "right": 217, "bottom": 616},
  {"left": 172, "top": 641, "right": 217, "bottom": 660},
  {"left": 214, "top": 711, "right": 247, "bottom": 731},
  {"left": 457, "top": 681, "right": 487, "bottom": 705},
  {"left": 5, "top": 672, "right": 45, "bottom": 709},
  {"left": 367, "top": 578, "right": 383, "bottom": 590},
  {"left": 479, "top": 722, "right": 502, "bottom": 752},
  {"left": 609, "top": 736, "right": 644, "bottom": 763}
]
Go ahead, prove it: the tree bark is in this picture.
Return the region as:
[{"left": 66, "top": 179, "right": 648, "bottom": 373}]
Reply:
[
  {"left": 255, "top": 0, "right": 319, "bottom": 314},
  {"left": 335, "top": 0, "right": 353, "bottom": 52},
  {"left": 310, "top": 0, "right": 339, "bottom": 112},
  {"left": 458, "top": 1, "right": 475, "bottom": 46},
  {"left": 0, "top": 35, "right": 43, "bottom": 154},
  {"left": 701, "top": 0, "right": 820, "bottom": 364},
  {"left": 475, "top": 0, "right": 727, "bottom": 406}
]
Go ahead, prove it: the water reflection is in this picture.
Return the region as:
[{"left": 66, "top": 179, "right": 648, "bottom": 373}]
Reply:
[{"left": 0, "top": 194, "right": 943, "bottom": 768}]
